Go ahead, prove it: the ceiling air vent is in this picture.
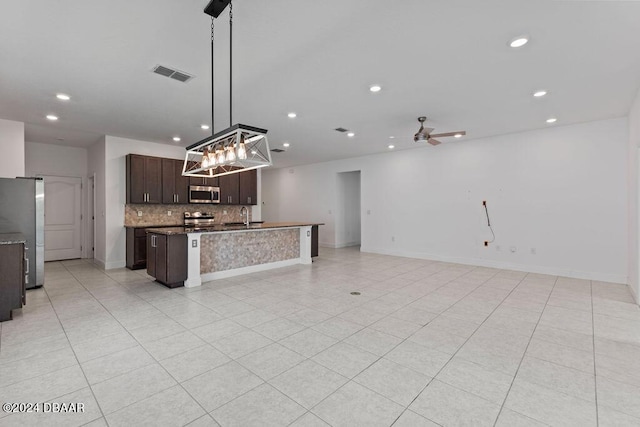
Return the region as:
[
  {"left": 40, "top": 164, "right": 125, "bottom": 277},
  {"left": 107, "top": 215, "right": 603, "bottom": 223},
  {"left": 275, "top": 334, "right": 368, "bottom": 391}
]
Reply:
[
  {"left": 334, "top": 127, "right": 349, "bottom": 133},
  {"left": 152, "top": 65, "right": 194, "bottom": 83},
  {"left": 270, "top": 148, "right": 285, "bottom": 153}
]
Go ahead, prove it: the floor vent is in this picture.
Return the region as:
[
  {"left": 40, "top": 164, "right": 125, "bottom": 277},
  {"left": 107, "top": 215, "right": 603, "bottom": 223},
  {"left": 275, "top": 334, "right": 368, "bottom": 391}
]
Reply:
[{"left": 152, "top": 65, "right": 194, "bottom": 83}]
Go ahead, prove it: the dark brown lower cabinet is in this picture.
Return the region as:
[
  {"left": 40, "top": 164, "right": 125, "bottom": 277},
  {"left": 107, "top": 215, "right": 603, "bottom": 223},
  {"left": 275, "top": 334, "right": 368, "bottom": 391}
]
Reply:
[
  {"left": 126, "top": 228, "right": 148, "bottom": 270},
  {"left": 0, "top": 243, "right": 26, "bottom": 322},
  {"left": 311, "top": 225, "right": 319, "bottom": 258},
  {"left": 147, "top": 233, "right": 187, "bottom": 288}
]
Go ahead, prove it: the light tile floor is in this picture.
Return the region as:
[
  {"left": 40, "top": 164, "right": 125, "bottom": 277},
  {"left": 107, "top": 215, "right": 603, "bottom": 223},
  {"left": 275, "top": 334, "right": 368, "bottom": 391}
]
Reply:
[{"left": 1, "top": 247, "right": 640, "bottom": 426}]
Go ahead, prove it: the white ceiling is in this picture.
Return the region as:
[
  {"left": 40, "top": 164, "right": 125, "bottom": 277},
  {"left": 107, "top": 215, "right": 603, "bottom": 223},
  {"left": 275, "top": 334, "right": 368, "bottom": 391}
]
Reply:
[{"left": 1, "top": 0, "right": 640, "bottom": 168}]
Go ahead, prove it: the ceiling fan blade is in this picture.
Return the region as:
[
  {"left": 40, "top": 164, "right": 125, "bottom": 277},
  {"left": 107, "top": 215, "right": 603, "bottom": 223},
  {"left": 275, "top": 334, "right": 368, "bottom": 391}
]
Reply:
[
  {"left": 428, "top": 138, "right": 442, "bottom": 146},
  {"left": 423, "top": 127, "right": 434, "bottom": 135},
  {"left": 430, "top": 131, "right": 466, "bottom": 138}
]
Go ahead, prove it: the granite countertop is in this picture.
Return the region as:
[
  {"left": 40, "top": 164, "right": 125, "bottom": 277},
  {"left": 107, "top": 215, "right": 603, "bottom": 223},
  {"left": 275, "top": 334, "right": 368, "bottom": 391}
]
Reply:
[
  {"left": 124, "top": 224, "right": 184, "bottom": 229},
  {"left": 146, "top": 222, "right": 324, "bottom": 235},
  {"left": 0, "top": 233, "right": 27, "bottom": 245}
]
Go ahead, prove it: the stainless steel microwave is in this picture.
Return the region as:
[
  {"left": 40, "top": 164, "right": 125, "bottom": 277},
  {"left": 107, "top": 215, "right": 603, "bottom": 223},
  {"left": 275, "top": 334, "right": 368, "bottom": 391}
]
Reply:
[{"left": 189, "top": 185, "right": 220, "bottom": 204}]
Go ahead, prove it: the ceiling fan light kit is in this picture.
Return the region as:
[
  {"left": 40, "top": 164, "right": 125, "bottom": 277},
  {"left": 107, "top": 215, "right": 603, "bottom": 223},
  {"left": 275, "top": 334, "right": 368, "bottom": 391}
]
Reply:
[
  {"left": 413, "top": 116, "right": 465, "bottom": 146},
  {"left": 183, "top": 0, "right": 272, "bottom": 179}
]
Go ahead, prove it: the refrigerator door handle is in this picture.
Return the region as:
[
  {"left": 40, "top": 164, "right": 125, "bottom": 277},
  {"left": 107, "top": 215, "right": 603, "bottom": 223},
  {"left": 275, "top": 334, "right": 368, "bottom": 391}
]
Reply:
[{"left": 25, "top": 257, "right": 29, "bottom": 274}]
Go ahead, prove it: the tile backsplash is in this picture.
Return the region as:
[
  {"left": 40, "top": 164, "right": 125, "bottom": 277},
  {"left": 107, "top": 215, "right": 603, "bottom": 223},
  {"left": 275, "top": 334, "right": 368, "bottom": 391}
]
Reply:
[{"left": 124, "top": 204, "right": 251, "bottom": 227}]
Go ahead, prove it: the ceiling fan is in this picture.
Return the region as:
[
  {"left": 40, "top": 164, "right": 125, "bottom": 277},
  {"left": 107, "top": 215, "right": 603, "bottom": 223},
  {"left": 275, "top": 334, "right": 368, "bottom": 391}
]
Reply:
[{"left": 413, "top": 116, "right": 466, "bottom": 146}]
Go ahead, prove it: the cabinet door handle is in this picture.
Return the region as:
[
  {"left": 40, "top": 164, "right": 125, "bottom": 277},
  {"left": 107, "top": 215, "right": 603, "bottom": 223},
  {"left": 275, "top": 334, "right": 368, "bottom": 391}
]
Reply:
[
  {"left": 25, "top": 257, "right": 29, "bottom": 274},
  {"left": 176, "top": 194, "right": 179, "bottom": 203},
  {"left": 248, "top": 196, "right": 251, "bottom": 204}
]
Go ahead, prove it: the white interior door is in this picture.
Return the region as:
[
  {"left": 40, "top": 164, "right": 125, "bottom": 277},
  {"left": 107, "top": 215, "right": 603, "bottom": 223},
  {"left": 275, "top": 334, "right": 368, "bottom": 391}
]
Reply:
[{"left": 43, "top": 176, "right": 82, "bottom": 261}]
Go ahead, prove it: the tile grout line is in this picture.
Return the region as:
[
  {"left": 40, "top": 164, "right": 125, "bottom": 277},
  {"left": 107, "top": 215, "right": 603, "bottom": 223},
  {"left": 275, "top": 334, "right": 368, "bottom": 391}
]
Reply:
[
  {"left": 388, "top": 269, "right": 533, "bottom": 427},
  {"left": 491, "top": 275, "right": 560, "bottom": 427},
  {"left": 41, "top": 262, "right": 108, "bottom": 425},
  {"left": 302, "top": 265, "right": 503, "bottom": 427},
  {"left": 61, "top": 261, "right": 213, "bottom": 426},
  {"left": 211, "top": 260, "right": 464, "bottom": 427}
]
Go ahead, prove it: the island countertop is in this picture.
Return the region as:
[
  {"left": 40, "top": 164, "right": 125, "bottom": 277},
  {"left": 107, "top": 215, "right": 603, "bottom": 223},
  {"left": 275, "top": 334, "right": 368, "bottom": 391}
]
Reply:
[
  {"left": 0, "top": 233, "right": 27, "bottom": 245},
  {"left": 145, "top": 222, "right": 324, "bottom": 235}
]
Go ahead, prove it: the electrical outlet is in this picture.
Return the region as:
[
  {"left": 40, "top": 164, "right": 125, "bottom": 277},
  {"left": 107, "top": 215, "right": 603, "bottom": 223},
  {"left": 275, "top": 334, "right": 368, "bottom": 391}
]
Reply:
[
  {"left": 137, "top": 211, "right": 142, "bottom": 217},
  {"left": 167, "top": 211, "right": 172, "bottom": 216},
  {"left": 391, "top": 236, "right": 395, "bottom": 242},
  {"left": 191, "top": 240, "right": 197, "bottom": 248},
  {"left": 482, "top": 200, "right": 486, "bottom": 206},
  {"left": 484, "top": 241, "right": 488, "bottom": 246},
  {"left": 510, "top": 246, "right": 517, "bottom": 253}
]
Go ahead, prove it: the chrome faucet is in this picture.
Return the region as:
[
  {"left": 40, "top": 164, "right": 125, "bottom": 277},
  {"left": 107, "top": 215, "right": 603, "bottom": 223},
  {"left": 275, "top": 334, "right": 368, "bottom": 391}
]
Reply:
[{"left": 240, "top": 206, "right": 249, "bottom": 228}]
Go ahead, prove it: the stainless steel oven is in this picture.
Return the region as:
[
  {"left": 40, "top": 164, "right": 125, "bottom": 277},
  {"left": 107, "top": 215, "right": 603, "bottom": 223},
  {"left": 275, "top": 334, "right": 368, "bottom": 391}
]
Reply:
[{"left": 189, "top": 185, "right": 220, "bottom": 204}]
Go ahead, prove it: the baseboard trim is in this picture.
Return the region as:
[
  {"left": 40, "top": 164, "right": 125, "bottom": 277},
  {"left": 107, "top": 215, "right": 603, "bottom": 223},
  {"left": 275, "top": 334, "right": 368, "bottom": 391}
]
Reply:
[
  {"left": 104, "top": 260, "right": 126, "bottom": 270},
  {"left": 359, "top": 246, "right": 627, "bottom": 284}
]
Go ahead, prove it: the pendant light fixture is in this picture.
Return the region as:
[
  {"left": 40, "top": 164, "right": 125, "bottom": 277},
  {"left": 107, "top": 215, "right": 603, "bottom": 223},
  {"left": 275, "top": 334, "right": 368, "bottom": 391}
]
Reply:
[{"left": 183, "top": 0, "right": 272, "bottom": 178}]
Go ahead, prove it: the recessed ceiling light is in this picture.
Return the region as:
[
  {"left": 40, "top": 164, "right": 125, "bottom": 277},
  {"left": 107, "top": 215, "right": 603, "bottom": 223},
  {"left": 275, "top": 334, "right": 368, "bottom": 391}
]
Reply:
[
  {"left": 369, "top": 85, "right": 382, "bottom": 93},
  {"left": 200, "top": 124, "right": 210, "bottom": 130},
  {"left": 46, "top": 115, "right": 58, "bottom": 121},
  {"left": 56, "top": 93, "right": 71, "bottom": 101},
  {"left": 454, "top": 133, "right": 463, "bottom": 138},
  {"left": 173, "top": 136, "right": 181, "bottom": 142},
  {"left": 533, "top": 90, "right": 547, "bottom": 98},
  {"left": 283, "top": 142, "right": 290, "bottom": 148},
  {"left": 287, "top": 112, "right": 297, "bottom": 118},
  {"left": 509, "top": 36, "right": 529, "bottom": 48},
  {"left": 251, "top": 150, "right": 257, "bottom": 155},
  {"left": 389, "top": 136, "right": 395, "bottom": 139},
  {"left": 388, "top": 144, "right": 395, "bottom": 149},
  {"left": 546, "top": 117, "right": 557, "bottom": 123},
  {"left": 347, "top": 132, "right": 355, "bottom": 138}
]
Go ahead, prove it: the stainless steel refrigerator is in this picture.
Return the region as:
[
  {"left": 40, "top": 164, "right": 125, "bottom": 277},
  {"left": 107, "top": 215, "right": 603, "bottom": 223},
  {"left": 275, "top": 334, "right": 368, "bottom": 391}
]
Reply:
[{"left": 0, "top": 177, "right": 44, "bottom": 289}]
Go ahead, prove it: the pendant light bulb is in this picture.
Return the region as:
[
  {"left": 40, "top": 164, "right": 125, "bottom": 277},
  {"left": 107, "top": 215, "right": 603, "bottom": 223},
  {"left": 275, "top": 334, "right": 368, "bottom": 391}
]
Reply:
[
  {"left": 237, "top": 136, "right": 247, "bottom": 160},
  {"left": 208, "top": 146, "right": 216, "bottom": 166},
  {"left": 201, "top": 148, "right": 210, "bottom": 168},
  {"left": 216, "top": 146, "right": 226, "bottom": 165},
  {"left": 226, "top": 144, "right": 236, "bottom": 162}
]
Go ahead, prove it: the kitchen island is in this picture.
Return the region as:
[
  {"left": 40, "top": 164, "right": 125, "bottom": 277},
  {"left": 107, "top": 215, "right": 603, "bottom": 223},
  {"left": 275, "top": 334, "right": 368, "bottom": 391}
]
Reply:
[{"left": 146, "top": 222, "right": 322, "bottom": 288}]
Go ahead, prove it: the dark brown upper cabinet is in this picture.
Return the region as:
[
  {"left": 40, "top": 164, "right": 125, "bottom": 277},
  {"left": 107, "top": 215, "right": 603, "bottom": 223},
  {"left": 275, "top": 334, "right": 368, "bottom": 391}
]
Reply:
[
  {"left": 126, "top": 154, "right": 162, "bottom": 204},
  {"left": 162, "top": 158, "right": 189, "bottom": 204},
  {"left": 239, "top": 169, "right": 257, "bottom": 205},
  {"left": 219, "top": 170, "right": 240, "bottom": 205}
]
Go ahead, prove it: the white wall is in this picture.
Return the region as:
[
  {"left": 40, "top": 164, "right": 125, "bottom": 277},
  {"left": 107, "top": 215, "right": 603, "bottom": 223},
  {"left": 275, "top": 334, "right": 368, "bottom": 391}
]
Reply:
[
  {"left": 25, "top": 142, "right": 88, "bottom": 177},
  {"left": 88, "top": 137, "right": 106, "bottom": 266},
  {"left": 263, "top": 118, "right": 628, "bottom": 283},
  {"left": 629, "top": 88, "right": 640, "bottom": 302},
  {"left": 103, "top": 136, "right": 186, "bottom": 269},
  {"left": 0, "top": 119, "right": 25, "bottom": 178}
]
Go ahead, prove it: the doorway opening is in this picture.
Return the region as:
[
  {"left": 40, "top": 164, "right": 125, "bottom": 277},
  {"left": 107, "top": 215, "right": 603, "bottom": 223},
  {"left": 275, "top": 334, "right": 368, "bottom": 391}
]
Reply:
[{"left": 336, "top": 171, "right": 361, "bottom": 248}]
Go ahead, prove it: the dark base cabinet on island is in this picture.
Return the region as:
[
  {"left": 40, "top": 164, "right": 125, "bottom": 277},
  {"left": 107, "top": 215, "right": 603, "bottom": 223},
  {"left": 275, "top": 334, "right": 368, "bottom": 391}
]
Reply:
[{"left": 147, "top": 232, "right": 187, "bottom": 288}]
